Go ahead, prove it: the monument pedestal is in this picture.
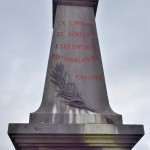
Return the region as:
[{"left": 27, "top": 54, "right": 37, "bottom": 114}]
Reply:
[{"left": 8, "top": 123, "right": 144, "bottom": 150}]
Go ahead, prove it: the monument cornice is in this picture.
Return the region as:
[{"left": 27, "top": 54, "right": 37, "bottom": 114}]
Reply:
[{"left": 53, "top": 0, "right": 99, "bottom": 27}]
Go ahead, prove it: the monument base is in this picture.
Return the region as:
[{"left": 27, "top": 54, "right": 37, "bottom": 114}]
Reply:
[
  {"left": 29, "top": 112, "right": 122, "bottom": 124},
  {"left": 8, "top": 123, "right": 144, "bottom": 150}
]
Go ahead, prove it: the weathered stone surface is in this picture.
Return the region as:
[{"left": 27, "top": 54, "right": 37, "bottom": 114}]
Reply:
[
  {"left": 8, "top": 123, "right": 144, "bottom": 150},
  {"left": 29, "top": 112, "right": 122, "bottom": 124},
  {"left": 31, "top": 4, "right": 122, "bottom": 124},
  {"left": 53, "top": 0, "right": 99, "bottom": 25}
]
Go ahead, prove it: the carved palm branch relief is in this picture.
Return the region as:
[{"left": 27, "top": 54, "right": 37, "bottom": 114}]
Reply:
[{"left": 50, "top": 63, "right": 96, "bottom": 112}]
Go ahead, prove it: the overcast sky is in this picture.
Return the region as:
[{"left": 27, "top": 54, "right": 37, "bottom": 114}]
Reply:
[{"left": 0, "top": 0, "right": 150, "bottom": 149}]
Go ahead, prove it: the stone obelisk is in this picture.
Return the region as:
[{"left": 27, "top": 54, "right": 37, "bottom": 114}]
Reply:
[
  {"left": 8, "top": 0, "right": 144, "bottom": 149},
  {"left": 29, "top": 0, "right": 122, "bottom": 125}
]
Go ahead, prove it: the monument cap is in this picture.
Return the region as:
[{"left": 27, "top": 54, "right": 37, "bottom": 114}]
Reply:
[{"left": 53, "top": 0, "right": 99, "bottom": 27}]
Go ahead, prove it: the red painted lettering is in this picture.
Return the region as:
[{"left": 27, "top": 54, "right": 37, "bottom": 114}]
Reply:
[
  {"left": 58, "top": 21, "right": 65, "bottom": 27},
  {"left": 69, "top": 20, "right": 93, "bottom": 27},
  {"left": 57, "top": 32, "right": 64, "bottom": 37},
  {"left": 50, "top": 53, "right": 99, "bottom": 63},
  {"left": 76, "top": 74, "right": 102, "bottom": 81},
  {"left": 68, "top": 32, "right": 94, "bottom": 38}
]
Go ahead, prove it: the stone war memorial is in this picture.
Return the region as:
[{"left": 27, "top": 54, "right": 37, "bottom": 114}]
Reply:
[{"left": 8, "top": 0, "right": 144, "bottom": 149}]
